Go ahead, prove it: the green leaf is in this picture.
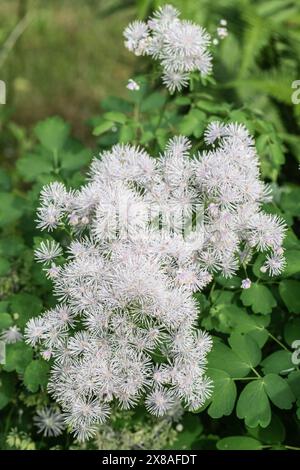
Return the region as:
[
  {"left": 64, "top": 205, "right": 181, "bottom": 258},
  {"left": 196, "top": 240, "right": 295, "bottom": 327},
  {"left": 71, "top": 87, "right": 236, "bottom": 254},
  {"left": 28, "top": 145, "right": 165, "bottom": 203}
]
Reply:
[
  {"left": 168, "top": 414, "right": 203, "bottom": 450},
  {"left": 279, "top": 280, "right": 300, "bottom": 313},
  {"left": 280, "top": 186, "right": 300, "bottom": 218},
  {"left": 3, "top": 342, "right": 33, "bottom": 374},
  {"left": 103, "top": 111, "right": 127, "bottom": 124},
  {"left": 240, "top": 283, "right": 276, "bottom": 314},
  {"left": 178, "top": 109, "right": 206, "bottom": 136},
  {"left": 0, "top": 313, "right": 13, "bottom": 330},
  {"left": 9, "top": 293, "right": 42, "bottom": 328},
  {"left": 284, "top": 319, "right": 300, "bottom": 346},
  {"left": 0, "top": 258, "right": 10, "bottom": 276},
  {"left": 247, "top": 414, "right": 285, "bottom": 444},
  {"left": 0, "top": 169, "right": 11, "bottom": 191},
  {"left": 119, "top": 124, "right": 136, "bottom": 143},
  {"left": 207, "top": 369, "right": 237, "bottom": 418},
  {"left": 16, "top": 154, "right": 54, "bottom": 182},
  {"left": 252, "top": 254, "right": 271, "bottom": 280},
  {"left": 93, "top": 120, "right": 114, "bottom": 136},
  {"left": 217, "top": 436, "right": 262, "bottom": 450},
  {"left": 140, "top": 92, "right": 166, "bottom": 112},
  {"left": 287, "top": 371, "right": 300, "bottom": 399},
  {"left": 60, "top": 149, "right": 91, "bottom": 172},
  {"left": 263, "top": 373, "right": 295, "bottom": 409},
  {"left": 0, "top": 372, "right": 16, "bottom": 410},
  {"left": 261, "top": 351, "right": 294, "bottom": 375},
  {"left": 282, "top": 250, "right": 300, "bottom": 277},
  {"left": 0, "top": 236, "right": 25, "bottom": 258},
  {"left": 207, "top": 341, "right": 251, "bottom": 378},
  {"left": 215, "top": 275, "right": 242, "bottom": 289},
  {"left": 23, "top": 360, "right": 50, "bottom": 392},
  {"left": 236, "top": 380, "right": 271, "bottom": 428},
  {"left": 269, "top": 142, "right": 285, "bottom": 166},
  {"left": 101, "top": 96, "right": 133, "bottom": 113},
  {"left": 0, "top": 193, "right": 24, "bottom": 227},
  {"left": 228, "top": 333, "right": 261, "bottom": 368},
  {"left": 34, "top": 117, "right": 70, "bottom": 152}
]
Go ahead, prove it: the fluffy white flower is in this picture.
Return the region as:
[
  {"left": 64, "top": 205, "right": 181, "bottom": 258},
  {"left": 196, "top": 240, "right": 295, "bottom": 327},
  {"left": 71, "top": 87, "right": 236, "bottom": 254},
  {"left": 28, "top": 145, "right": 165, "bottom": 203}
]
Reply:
[
  {"left": 124, "top": 5, "right": 212, "bottom": 93},
  {"left": 0, "top": 326, "right": 22, "bottom": 344},
  {"left": 34, "top": 407, "right": 65, "bottom": 437},
  {"left": 26, "top": 121, "right": 285, "bottom": 442},
  {"left": 123, "top": 20, "right": 150, "bottom": 54},
  {"left": 34, "top": 240, "right": 62, "bottom": 264}
]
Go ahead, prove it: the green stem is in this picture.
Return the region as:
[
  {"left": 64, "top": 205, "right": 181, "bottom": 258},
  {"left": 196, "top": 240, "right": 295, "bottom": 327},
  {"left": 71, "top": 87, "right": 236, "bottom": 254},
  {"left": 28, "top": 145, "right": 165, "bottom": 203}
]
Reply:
[
  {"left": 209, "top": 281, "right": 216, "bottom": 300},
  {"left": 268, "top": 332, "right": 289, "bottom": 352},
  {"left": 251, "top": 367, "right": 262, "bottom": 378},
  {"left": 232, "top": 376, "right": 259, "bottom": 381},
  {"left": 53, "top": 148, "right": 59, "bottom": 171}
]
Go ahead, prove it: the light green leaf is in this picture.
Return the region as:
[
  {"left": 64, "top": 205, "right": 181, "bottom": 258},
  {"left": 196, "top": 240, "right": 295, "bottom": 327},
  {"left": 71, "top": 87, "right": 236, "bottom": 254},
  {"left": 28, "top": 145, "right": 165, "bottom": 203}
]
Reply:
[
  {"left": 24, "top": 360, "right": 50, "bottom": 393},
  {"left": 247, "top": 414, "right": 286, "bottom": 444},
  {"left": 3, "top": 342, "right": 33, "bottom": 374},
  {"left": 178, "top": 109, "right": 206, "bottom": 136},
  {"left": 9, "top": 293, "right": 42, "bottom": 328},
  {"left": 119, "top": 124, "right": 136, "bottom": 143},
  {"left": 207, "top": 341, "right": 251, "bottom": 378},
  {"left": 103, "top": 111, "right": 127, "bottom": 124},
  {"left": 140, "top": 92, "right": 166, "bottom": 112},
  {"left": 16, "top": 154, "right": 54, "bottom": 182},
  {"left": 236, "top": 380, "right": 271, "bottom": 428},
  {"left": 228, "top": 332, "right": 261, "bottom": 368},
  {"left": 34, "top": 117, "right": 70, "bottom": 151},
  {"left": 60, "top": 149, "right": 91, "bottom": 172},
  {"left": 0, "top": 313, "right": 13, "bottom": 330},
  {"left": 261, "top": 351, "right": 294, "bottom": 375},
  {"left": 93, "top": 120, "right": 114, "bottom": 136},
  {"left": 279, "top": 280, "right": 300, "bottom": 313},
  {"left": 0, "top": 193, "right": 25, "bottom": 227},
  {"left": 217, "top": 436, "right": 262, "bottom": 450},
  {"left": 282, "top": 250, "right": 300, "bottom": 277},
  {"left": 287, "top": 371, "right": 300, "bottom": 399},
  {"left": 240, "top": 283, "right": 276, "bottom": 314},
  {"left": 284, "top": 319, "right": 300, "bottom": 348},
  {"left": 207, "top": 368, "right": 237, "bottom": 418},
  {"left": 263, "top": 373, "right": 295, "bottom": 409}
]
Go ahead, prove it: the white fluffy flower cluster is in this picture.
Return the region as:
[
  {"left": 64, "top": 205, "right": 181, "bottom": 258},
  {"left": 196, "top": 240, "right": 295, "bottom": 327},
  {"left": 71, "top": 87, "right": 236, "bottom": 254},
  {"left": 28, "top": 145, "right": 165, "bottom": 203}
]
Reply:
[
  {"left": 27, "top": 121, "right": 286, "bottom": 442},
  {"left": 123, "top": 5, "right": 212, "bottom": 93}
]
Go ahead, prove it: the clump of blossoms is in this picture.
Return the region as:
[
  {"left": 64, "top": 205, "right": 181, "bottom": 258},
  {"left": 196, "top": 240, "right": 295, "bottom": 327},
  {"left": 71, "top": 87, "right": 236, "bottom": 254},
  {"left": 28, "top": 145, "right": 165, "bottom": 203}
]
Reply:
[
  {"left": 123, "top": 4, "right": 212, "bottom": 93},
  {"left": 25, "top": 121, "right": 286, "bottom": 442}
]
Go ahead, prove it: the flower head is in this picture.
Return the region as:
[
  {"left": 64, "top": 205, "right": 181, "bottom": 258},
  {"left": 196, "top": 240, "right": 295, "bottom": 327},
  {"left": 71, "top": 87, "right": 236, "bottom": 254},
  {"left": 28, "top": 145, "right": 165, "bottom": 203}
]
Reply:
[
  {"left": 124, "top": 5, "right": 212, "bottom": 93},
  {"left": 34, "top": 407, "right": 65, "bottom": 437},
  {"left": 26, "top": 121, "right": 285, "bottom": 441}
]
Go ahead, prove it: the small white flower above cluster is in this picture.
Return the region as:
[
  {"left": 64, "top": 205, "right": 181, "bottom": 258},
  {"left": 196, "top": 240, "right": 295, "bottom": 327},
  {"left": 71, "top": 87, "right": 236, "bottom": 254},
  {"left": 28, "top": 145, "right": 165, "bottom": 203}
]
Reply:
[
  {"left": 124, "top": 5, "right": 212, "bottom": 93},
  {"left": 126, "top": 79, "right": 140, "bottom": 91}
]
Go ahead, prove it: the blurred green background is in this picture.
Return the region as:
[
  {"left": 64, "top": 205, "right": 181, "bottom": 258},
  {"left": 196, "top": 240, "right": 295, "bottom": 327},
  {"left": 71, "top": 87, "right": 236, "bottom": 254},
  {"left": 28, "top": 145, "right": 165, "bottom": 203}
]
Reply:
[
  {"left": 0, "top": 0, "right": 137, "bottom": 139},
  {"left": 1, "top": 0, "right": 299, "bottom": 143}
]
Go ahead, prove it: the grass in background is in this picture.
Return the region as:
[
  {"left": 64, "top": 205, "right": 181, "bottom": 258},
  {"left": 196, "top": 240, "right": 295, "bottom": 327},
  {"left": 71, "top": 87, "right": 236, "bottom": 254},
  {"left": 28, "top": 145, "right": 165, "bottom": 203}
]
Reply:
[{"left": 0, "top": 0, "right": 137, "bottom": 139}]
